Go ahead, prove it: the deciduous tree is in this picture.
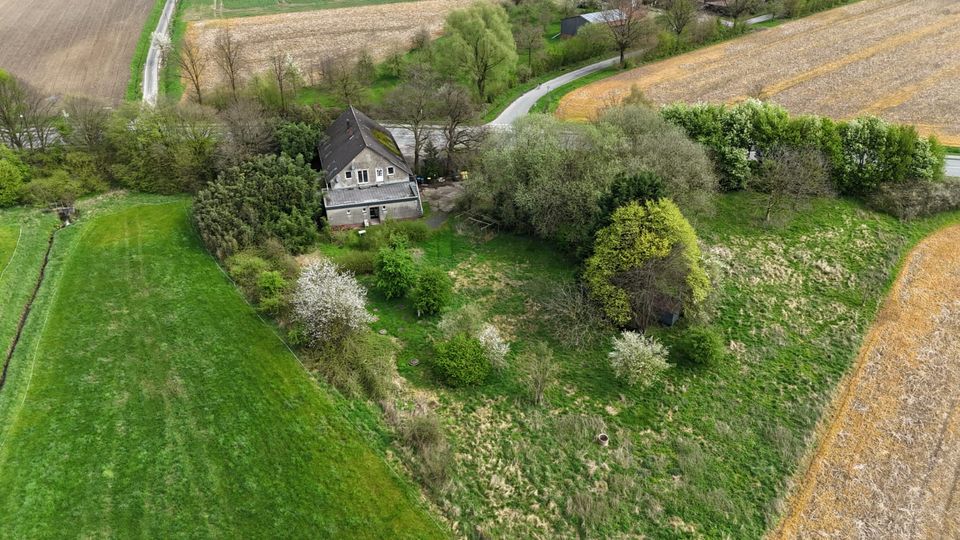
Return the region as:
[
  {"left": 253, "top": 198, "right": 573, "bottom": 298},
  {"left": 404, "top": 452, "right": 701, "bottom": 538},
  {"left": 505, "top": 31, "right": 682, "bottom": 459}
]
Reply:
[
  {"left": 213, "top": 29, "right": 246, "bottom": 101},
  {"left": 600, "top": 0, "right": 656, "bottom": 67},
  {"left": 436, "top": 3, "right": 518, "bottom": 99},
  {"left": 177, "top": 39, "right": 209, "bottom": 104}
]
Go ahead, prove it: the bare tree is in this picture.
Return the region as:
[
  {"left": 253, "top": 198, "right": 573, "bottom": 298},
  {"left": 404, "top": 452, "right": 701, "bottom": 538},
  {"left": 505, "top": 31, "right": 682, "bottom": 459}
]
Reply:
[
  {"left": 663, "top": 0, "right": 698, "bottom": 38},
  {"left": 749, "top": 146, "right": 834, "bottom": 223},
  {"left": 177, "top": 39, "right": 209, "bottom": 104},
  {"left": 218, "top": 99, "right": 275, "bottom": 167},
  {"left": 213, "top": 29, "right": 246, "bottom": 101},
  {"left": 384, "top": 65, "right": 440, "bottom": 175},
  {"left": 435, "top": 83, "right": 480, "bottom": 176},
  {"left": 325, "top": 58, "right": 366, "bottom": 107},
  {"left": 514, "top": 23, "right": 545, "bottom": 68},
  {"left": 601, "top": 0, "right": 656, "bottom": 67},
  {"left": 269, "top": 52, "right": 298, "bottom": 113},
  {"left": 0, "top": 75, "right": 56, "bottom": 151},
  {"left": 723, "top": 0, "right": 758, "bottom": 20},
  {"left": 62, "top": 97, "right": 111, "bottom": 159},
  {"left": 610, "top": 245, "right": 691, "bottom": 329}
]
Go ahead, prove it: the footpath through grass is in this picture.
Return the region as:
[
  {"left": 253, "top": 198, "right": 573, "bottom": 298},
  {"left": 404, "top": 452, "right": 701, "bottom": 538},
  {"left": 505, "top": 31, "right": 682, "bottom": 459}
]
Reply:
[
  {"left": 320, "top": 194, "right": 960, "bottom": 537},
  {"left": 0, "top": 195, "right": 444, "bottom": 538}
]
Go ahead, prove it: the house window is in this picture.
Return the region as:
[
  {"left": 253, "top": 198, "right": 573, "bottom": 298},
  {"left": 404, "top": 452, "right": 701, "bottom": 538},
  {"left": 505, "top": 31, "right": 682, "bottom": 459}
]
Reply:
[
  {"left": 356, "top": 170, "right": 369, "bottom": 184},
  {"left": 387, "top": 166, "right": 395, "bottom": 176},
  {"left": 376, "top": 168, "right": 384, "bottom": 182},
  {"left": 345, "top": 171, "right": 353, "bottom": 179}
]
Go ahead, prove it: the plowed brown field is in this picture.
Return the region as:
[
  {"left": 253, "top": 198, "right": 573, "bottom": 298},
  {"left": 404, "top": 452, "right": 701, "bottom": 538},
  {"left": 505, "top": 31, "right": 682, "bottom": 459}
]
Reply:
[
  {"left": 189, "top": 0, "right": 479, "bottom": 90},
  {"left": 773, "top": 224, "right": 960, "bottom": 538},
  {"left": 557, "top": 0, "right": 960, "bottom": 146},
  {"left": 0, "top": 0, "right": 156, "bottom": 101}
]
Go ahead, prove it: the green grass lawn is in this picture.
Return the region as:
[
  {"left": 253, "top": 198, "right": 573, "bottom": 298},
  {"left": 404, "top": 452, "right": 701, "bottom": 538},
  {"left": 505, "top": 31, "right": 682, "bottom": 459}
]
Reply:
[
  {"left": 0, "top": 208, "right": 59, "bottom": 360},
  {"left": 0, "top": 195, "right": 444, "bottom": 538},
  {"left": 319, "top": 194, "right": 960, "bottom": 537}
]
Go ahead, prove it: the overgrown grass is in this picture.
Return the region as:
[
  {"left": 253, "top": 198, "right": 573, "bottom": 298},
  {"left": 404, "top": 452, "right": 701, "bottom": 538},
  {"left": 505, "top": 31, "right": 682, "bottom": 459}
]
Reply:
[
  {"left": 159, "top": 0, "right": 188, "bottom": 101},
  {"left": 126, "top": 0, "right": 168, "bottom": 101},
  {"left": 315, "top": 195, "right": 960, "bottom": 537},
  {"left": 0, "top": 195, "right": 445, "bottom": 538}
]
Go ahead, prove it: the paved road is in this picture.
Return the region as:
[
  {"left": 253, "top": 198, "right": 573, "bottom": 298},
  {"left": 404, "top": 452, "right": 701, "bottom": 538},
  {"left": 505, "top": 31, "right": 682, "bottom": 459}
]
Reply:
[
  {"left": 489, "top": 54, "right": 638, "bottom": 127},
  {"left": 947, "top": 156, "right": 960, "bottom": 178},
  {"left": 143, "top": 0, "right": 179, "bottom": 105}
]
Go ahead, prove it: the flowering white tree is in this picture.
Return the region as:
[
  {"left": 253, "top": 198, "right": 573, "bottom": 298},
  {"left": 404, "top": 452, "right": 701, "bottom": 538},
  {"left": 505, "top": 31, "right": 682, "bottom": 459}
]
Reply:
[
  {"left": 477, "top": 323, "right": 510, "bottom": 370},
  {"left": 293, "top": 259, "right": 373, "bottom": 347},
  {"left": 608, "top": 331, "right": 670, "bottom": 387}
]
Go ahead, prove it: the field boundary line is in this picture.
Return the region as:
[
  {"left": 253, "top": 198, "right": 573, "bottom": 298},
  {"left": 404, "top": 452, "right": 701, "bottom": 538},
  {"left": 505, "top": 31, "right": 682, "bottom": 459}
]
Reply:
[
  {"left": 768, "top": 222, "right": 960, "bottom": 539},
  {"left": 0, "top": 227, "right": 22, "bottom": 284}
]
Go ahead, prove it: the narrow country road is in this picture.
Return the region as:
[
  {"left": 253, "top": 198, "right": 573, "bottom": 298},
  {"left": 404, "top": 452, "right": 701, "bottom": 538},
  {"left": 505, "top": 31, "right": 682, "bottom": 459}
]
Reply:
[
  {"left": 947, "top": 156, "right": 960, "bottom": 177},
  {"left": 143, "top": 0, "right": 178, "bottom": 105}
]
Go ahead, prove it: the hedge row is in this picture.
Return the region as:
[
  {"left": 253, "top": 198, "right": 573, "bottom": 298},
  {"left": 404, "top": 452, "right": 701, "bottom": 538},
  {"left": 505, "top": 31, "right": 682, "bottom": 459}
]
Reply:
[{"left": 661, "top": 100, "right": 945, "bottom": 195}]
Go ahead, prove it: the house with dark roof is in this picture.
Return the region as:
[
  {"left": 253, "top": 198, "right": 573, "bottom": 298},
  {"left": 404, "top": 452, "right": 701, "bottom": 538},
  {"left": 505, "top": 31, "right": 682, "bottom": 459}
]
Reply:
[{"left": 318, "top": 107, "right": 423, "bottom": 228}]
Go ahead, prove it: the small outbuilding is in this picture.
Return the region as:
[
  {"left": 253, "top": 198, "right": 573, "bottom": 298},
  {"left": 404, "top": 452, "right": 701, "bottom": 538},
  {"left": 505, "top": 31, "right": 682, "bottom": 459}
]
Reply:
[
  {"left": 318, "top": 106, "right": 423, "bottom": 228},
  {"left": 560, "top": 9, "right": 625, "bottom": 37}
]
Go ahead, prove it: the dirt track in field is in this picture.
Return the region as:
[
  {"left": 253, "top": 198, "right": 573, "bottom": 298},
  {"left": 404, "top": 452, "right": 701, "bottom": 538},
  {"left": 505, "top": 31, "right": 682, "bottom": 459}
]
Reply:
[
  {"left": 557, "top": 0, "right": 960, "bottom": 146},
  {"left": 189, "top": 0, "right": 480, "bottom": 90},
  {"left": 773, "top": 225, "right": 960, "bottom": 539},
  {"left": 0, "top": 0, "right": 156, "bottom": 101}
]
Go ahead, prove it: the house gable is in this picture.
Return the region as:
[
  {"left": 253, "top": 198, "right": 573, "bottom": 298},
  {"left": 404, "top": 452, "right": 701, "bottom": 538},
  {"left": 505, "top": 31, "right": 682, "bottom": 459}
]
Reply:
[{"left": 317, "top": 107, "right": 413, "bottom": 185}]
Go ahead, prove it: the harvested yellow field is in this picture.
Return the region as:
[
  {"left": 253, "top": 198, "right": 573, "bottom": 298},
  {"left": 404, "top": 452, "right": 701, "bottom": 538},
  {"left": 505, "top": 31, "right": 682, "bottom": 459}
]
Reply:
[
  {"left": 558, "top": 0, "right": 960, "bottom": 146},
  {"left": 773, "top": 224, "right": 960, "bottom": 538},
  {"left": 189, "top": 0, "right": 480, "bottom": 89}
]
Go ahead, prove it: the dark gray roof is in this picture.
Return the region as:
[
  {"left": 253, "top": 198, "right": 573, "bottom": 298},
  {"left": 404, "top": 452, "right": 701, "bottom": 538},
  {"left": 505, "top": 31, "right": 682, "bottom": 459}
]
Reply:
[
  {"left": 323, "top": 181, "right": 419, "bottom": 209},
  {"left": 565, "top": 9, "right": 625, "bottom": 24},
  {"left": 317, "top": 107, "right": 412, "bottom": 181}
]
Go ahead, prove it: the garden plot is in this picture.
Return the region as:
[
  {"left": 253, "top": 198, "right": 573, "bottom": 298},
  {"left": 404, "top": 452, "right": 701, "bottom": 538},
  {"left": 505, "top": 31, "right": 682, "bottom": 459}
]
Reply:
[
  {"left": 557, "top": 0, "right": 960, "bottom": 146},
  {"left": 188, "top": 0, "right": 479, "bottom": 90},
  {"left": 775, "top": 224, "right": 960, "bottom": 538}
]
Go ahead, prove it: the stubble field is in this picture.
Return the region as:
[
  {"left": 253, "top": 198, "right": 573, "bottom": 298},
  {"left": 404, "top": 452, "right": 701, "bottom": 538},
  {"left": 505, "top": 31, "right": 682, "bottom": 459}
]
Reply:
[
  {"left": 0, "top": 0, "right": 156, "bottom": 101},
  {"left": 557, "top": 0, "right": 960, "bottom": 146},
  {"left": 188, "top": 0, "right": 478, "bottom": 90}
]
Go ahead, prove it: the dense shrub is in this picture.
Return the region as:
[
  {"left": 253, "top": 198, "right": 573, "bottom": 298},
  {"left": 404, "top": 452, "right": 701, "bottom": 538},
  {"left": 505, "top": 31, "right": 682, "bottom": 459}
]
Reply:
[
  {"left": 608, "top": 331, "right": 670, "bottom": 387},
  {"left": 432, "top": 333, "right": 491, "bottom": 387},
  {"left": 226, "top": 251, "right": 272, "bottom": 295},
  {"left": 374, "top": 242, "right": 417, "bottom": 299},
  {"left": 676, "top": 326, "right": 726, "bottom": 366},
  {"left": 537, "top": 282, "right": 613, "bottom": 348},
  {"left": 410, "top": 266, "right": 453, "bottom": 317},
  {"left": 310, "top": 330, "right": 397, "bottom": 401},
  {"left": 867, "top": 177, "right": 960, "bottom": 220},
  {"left": 194, "top": 153, "right": 320, "bottom": 259},
  {"left": 275, "top": 121, "right": 322, "bottom": 161},
  {"left": 585, "top": 200, "right": 710, "bottom": 327},
  {"left": 398, "top": 410, "right": 453, "bottom": 493},
  {"left": 293, "top": 259, "right": 374, "bottom": 347},
  {"left": 437, "top": 303, "right": 486, "bottom": 339},
  {"left": 20, "top": 171, "right": 82, "bottom": 207}
]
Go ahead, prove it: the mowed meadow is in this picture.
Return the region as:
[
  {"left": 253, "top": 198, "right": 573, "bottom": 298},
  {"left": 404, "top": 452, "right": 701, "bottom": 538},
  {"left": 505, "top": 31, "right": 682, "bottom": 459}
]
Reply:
[
  {"left": 557, "top": 0, "right": 960, "bottom": 146},
  {"left": 0, "top": 195, "right": 443, "bottom": 538}
]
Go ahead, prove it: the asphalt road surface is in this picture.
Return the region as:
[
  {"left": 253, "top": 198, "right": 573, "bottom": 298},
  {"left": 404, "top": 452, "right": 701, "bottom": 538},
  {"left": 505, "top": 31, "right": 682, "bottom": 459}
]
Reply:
[
  {"left": 947, "top": 156, "right": 960, "bottom": 178},
  {"left": 143, "top": 0, "right": 178, "bottom": 105}
]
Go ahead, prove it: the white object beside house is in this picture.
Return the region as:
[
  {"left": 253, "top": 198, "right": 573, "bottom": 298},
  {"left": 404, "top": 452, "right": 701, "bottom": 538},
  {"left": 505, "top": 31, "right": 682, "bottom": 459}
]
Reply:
[{"left": 318, "top": 107, "right": 423, "bottom": 228}]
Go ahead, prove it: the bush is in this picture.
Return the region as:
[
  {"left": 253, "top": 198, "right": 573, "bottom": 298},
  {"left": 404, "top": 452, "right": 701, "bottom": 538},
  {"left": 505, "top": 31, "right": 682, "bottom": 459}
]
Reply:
[
  {"left": 676, "top": 326, "right": 726, "bottom": 366},
  {"left": 867, "top": 176, "right": 960, "bottom": 220},
  {"left": 293, "top": 259, "right": 374, "bottom": 347},
  {"left": 275, "top": 121, "right": 322, "bottom": 162},
  {"left": 608, "top": 331, "right": 670, "bottom": 387},
  {"left": 518, "top": 341, "right": 559, "bottom": 406},
  {"left": 477, "top": 323, "right": 510, "bottom": 371},
  {"left": 194, "top": 154, "right": 320, "bottom": 259},
  {"left": 399, "top": 410, "right": 453, "bottom": 493},
  {"left": 432, "top": 333, "right": 491, "bottom": 387},
  {"left": 538, "top": 282, "right": 613, "bottom": 348},
  {"left": 20, "top": 170, "right": 82, "bottom": 207},
  {"left": 410, "top": 266, "right": 453, "bottom": 317},
  {"left": 585, "top": 199, "right": 710, "bottom": 327},
  {"left": 375, "top": 243, "right": 416, "bottom": 299},
  {"left": 437, "top": 303, "right": 485, "bottom": 339},
  {"left": 311, "top": 329, "right": 397, "bottom": 401},
  {"left": 226, "top": 251, "right": 271, "bottom": 296},
  {"left": 0, "top": 158, "right": 24, "bottom": 208},
  {"left": 335, "top": 250, "right": 376, "bottom": 275}
]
